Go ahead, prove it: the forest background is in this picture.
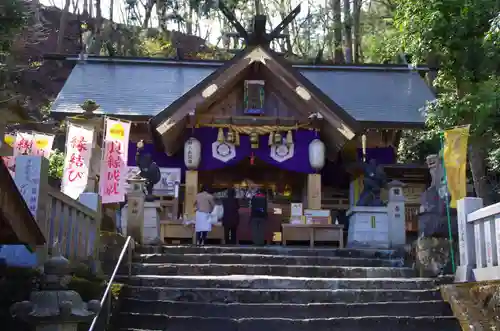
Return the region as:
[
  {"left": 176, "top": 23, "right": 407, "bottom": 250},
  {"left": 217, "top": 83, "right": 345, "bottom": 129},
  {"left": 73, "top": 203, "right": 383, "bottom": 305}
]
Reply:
[{"left": 2, "top": 0, "right": 500, "bottom": 204}]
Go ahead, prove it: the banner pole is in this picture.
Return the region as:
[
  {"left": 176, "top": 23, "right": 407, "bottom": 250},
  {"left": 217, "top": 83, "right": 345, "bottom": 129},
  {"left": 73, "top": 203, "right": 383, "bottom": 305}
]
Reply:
[{"left": 440, "top": 132, "right": 456, "bottom": 273}]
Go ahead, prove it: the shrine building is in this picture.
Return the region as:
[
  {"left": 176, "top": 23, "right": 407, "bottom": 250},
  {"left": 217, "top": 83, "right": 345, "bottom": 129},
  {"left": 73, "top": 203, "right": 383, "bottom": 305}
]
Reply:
[{"left": 46, "top": 7, "right": 436, "bottom": 245}]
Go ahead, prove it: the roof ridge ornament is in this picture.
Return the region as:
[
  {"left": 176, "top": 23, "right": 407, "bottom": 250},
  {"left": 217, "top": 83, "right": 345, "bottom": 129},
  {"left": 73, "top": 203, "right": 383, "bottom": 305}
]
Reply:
[{"left": 217, "top": 0, "right": 301, "bottom": 47}]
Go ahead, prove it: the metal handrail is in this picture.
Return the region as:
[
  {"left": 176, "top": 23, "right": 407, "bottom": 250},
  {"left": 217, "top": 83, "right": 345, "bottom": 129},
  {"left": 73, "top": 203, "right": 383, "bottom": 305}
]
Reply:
[{"left": 88, "top": 235, "right": 133, "bottom": 331}]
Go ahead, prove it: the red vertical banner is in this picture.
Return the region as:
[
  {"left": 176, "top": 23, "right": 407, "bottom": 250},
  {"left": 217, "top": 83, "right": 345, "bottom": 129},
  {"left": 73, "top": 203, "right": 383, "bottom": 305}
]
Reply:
[{"left": 99, "top": 118, "right": 131, "bottom": 204}]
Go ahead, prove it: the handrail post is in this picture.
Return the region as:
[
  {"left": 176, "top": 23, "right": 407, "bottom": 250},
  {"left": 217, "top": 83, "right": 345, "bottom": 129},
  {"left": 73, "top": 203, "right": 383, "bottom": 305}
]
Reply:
[
  {"left": 456, "top": 197, "right": 483, "bottom": 282},
  {"left": 128, "top": 239, "right": 133, "bottom": 278}
]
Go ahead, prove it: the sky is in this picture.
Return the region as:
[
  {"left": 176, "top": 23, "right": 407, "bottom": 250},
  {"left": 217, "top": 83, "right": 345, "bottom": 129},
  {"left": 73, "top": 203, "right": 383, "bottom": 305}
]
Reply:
[{"left": 39, "top": 0, "right": 308, "bottom": 45}]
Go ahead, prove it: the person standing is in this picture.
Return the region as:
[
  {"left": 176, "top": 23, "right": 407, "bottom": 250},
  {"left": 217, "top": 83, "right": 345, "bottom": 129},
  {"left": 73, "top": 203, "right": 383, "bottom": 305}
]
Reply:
[
  {"left": 195, "top": 185, "right": 215, "bottom": 246},
  {"left": 250, "top": 188, "right": 268, "bottom": 246},
  {"left": 222, "top": 188, "right": 240, "bottom": 245}
]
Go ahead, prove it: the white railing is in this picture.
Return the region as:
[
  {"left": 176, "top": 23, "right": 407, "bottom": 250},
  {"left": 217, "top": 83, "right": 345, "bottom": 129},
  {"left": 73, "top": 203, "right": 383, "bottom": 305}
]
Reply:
[
  {"left": 42, "top": 187, "right": 101, "bottom": 262},
  {"left": 456, "top": 197, "right": 500, "bottom": 281}
]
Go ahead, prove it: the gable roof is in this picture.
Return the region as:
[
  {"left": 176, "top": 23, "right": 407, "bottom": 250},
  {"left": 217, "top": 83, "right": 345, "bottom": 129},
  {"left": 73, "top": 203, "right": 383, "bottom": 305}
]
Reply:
[{"left": 49, "top": 56, "right": 434, "bottom": 127}]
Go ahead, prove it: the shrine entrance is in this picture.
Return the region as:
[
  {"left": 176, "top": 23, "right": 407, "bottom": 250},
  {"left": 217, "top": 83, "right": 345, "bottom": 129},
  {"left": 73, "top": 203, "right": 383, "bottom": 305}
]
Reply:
[{"left": 199, "top": 157, "right": 306, "bottom": 244}]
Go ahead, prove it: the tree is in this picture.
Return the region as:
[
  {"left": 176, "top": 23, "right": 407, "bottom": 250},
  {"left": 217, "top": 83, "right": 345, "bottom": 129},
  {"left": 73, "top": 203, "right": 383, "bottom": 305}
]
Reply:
[
  {"left": 49, "top": 149, "right": 65, "bottom": 179},
  {"left": 393, "top": 0, "right": 500, "bottom": 204}
]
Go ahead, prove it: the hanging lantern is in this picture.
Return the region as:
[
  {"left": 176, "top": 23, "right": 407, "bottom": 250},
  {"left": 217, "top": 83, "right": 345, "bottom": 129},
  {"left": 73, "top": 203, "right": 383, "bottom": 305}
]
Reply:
[
  {"left": 235, "top": 131, "right": 240, "bottom": 146},
  {"left": 250, "top": 130, "right": 259, "bottom": 149},
  {"left": 308, "top": 139, "right": 325, "bottom": 171},
  {"left": 286, "top": 130, "right": 293, "bottom": 146},
  {"left": 217, "top": 128, "right": 225, "bottom": 143},
  {"left": 273, "top": 132, "right": 282, "bottom": 145},
  {"left": 268, "top": 132, "right": 273, "bottom": 146},
  {"left": 184, "top": 137, "right": 201, "bottom": 170},
  {"left": 226, "top": 130, "right": 235, "bottom": 144}
]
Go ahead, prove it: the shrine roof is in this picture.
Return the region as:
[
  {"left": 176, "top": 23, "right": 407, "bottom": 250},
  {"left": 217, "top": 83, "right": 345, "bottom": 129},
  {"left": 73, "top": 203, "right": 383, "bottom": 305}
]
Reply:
[{"left": 49, "top": 55, "right": 435, "bottom": 127}]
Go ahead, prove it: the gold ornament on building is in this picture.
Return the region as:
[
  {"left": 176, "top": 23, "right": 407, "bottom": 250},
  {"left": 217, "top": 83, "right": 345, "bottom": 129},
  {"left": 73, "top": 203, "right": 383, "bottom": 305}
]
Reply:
[
  {"left": 217, "top": 128, "right": 225, "bottom": 143},
  {"left": 273, "top": 132, "right": 282, "bottom": 145},
  {"left": 250, "top": 130, "right": 259, "bottom": 149},
  {"left": 226, "top": 130, "right": 235, "bottom": 144},
  {"left": 286, "top": 130, "right": 293, "bottom": 146}
]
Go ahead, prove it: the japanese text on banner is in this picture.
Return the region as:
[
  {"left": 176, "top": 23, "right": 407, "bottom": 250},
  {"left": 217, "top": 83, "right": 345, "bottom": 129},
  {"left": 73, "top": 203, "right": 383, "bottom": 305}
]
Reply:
[
  {"left": 99, "top": 119, "right": 130, "bottom": 204},
  {"left": 14, "top": 132, "right": 34, "bottom": 157},
  {"left": 14, "top": 156, "right": 42, "bottom": 217},
  {"left": 61, "top": 124, "right": 94, "bottom": 199}
]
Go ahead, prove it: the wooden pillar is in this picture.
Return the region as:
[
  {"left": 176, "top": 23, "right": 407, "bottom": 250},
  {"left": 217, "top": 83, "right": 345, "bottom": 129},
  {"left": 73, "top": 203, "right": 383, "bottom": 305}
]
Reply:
[
  {"left": 184, "top": 170, "right": 198, "bottom": 217},
  {"left": 87, "top": 121, "right": 102, "bottom": 193},
  {"left": 307, "top": 174, "right": 321, "bottom": 210}
]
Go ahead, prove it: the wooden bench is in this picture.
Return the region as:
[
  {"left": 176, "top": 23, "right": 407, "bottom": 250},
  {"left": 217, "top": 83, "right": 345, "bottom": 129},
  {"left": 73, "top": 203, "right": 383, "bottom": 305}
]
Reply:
[
  {"left": 282, "top": 223, "right": 344, "bottom": 248},
  {"left": 160, "top": 220, "right": 225, "bottom": 244}
]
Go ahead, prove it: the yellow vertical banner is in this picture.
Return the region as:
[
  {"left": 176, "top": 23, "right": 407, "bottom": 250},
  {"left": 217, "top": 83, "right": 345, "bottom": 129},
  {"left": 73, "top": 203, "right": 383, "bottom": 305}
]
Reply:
[{"left": 443, "top": 125, "right": 470, "bottom": 208}]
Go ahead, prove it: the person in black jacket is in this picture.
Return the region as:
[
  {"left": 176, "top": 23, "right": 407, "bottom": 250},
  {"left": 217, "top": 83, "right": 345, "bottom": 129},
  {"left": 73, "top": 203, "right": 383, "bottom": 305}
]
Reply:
[
  {"left": 222, "top": 188, "right": 240, "bottom": 245},
  {"left": 250, "top": 188, "right": 268, "bottom": 246}
]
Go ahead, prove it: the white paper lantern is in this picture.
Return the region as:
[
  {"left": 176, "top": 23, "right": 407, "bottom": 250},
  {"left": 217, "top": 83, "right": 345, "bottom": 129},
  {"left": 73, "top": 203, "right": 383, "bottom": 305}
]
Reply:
[
  {"left": 308, "top": 139, "right": 325, "bottom": 170},
  {"left": 184, "top": 137, "right": 201, "bottom": 169}
]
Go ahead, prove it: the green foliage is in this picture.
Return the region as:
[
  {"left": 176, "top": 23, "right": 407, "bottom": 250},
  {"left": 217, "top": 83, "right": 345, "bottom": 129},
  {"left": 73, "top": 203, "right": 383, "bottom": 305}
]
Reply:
[
  {"left": 425, "top": 77, "right": 500, "bottom": 136},
  {"left": 0, "top": 0, "right": 27, "bottom": 54},
  {"left": 49, "top": 149, "right": 65, "bottom": 180},
  {"left": 397, "top": 130, "right": 440, "bottom": 163},
  {"left": 394, "top": 0, "right": 498, "bottom": 81},
  {"left": 392, "top": 0, "right": 500, "bottom": 199}
]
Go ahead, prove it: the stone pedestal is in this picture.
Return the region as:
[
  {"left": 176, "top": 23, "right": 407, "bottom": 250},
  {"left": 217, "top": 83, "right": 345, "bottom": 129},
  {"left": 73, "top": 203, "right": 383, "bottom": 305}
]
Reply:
[
  {"left": 387, "top": 180, "right": 406, "bottom": 248},
  {"left": 11, "top": 253, "right": 100, "bottom": 330},
  {"left": 143, "top": 201, "right": 161, "bottom": 244},
  {"left": 347, "top": 206, "right": 389, "bottom": 248},
  {"left": 126, "top": 177, "right": 146, "bottom": 244}
]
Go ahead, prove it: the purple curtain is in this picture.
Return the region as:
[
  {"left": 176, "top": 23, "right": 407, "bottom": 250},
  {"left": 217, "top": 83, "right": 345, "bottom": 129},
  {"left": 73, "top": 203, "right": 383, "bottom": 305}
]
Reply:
[
  {"left": 127, "top": 128, "right": 396, "bottom": 178},
  {"left": 253, "top": 129, "right": 318, "bottom": 173},
  {"left": 128, "top": 128, "right": 318, "bottom": 174}
]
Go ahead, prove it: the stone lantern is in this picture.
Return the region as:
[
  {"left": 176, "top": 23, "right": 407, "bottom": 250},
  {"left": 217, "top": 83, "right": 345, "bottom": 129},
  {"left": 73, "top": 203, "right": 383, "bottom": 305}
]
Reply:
[{"left": 10, "top": 253, "right": 101, "bottom": 331}]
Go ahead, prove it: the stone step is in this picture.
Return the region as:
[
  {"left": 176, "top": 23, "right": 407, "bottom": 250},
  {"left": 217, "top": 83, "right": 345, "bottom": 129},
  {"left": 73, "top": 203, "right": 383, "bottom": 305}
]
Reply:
[
  {"left": 115, "top": 315, "right": 461, "bottom": 331},
  {"left": 120, "top": 275, "right": 439, "bottom": 290},
  {"left": 135, "top": 253, "right": 404, "bottom": 267},
  {"left": 129, "top": 263, "right": 415, "bottom": 278},
  {"left": 120, "top": 299, "right": 453, "bottom": 318},
  {"left": 122, "top": 286, "right": 443, "bottom": 303},
  {"left": 137, "top": 245, "right": 403, "bottom": 260}
]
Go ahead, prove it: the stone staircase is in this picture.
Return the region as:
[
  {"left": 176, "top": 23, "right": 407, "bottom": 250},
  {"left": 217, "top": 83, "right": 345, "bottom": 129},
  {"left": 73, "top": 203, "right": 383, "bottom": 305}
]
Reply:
[{"left": 115, "top": 245, "right": 461, "bottom": 331}]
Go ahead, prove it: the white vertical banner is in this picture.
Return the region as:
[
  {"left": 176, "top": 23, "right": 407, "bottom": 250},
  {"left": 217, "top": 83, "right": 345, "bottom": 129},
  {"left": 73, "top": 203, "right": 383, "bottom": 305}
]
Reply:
[
  {"left": 14, "top": 131, "right": 34, "bottom": 157},
  {"left": 32, "top": 133, "right": 55, "bottom": 158},
  {"left": 61, "top": 123, "right": 94, "bottom": 199},
  {"left": 99, "top": 118, "right": 131, "bottom": 204},
  {"left": 14, "top": 156, "right": 42, "bottom": 217}
]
